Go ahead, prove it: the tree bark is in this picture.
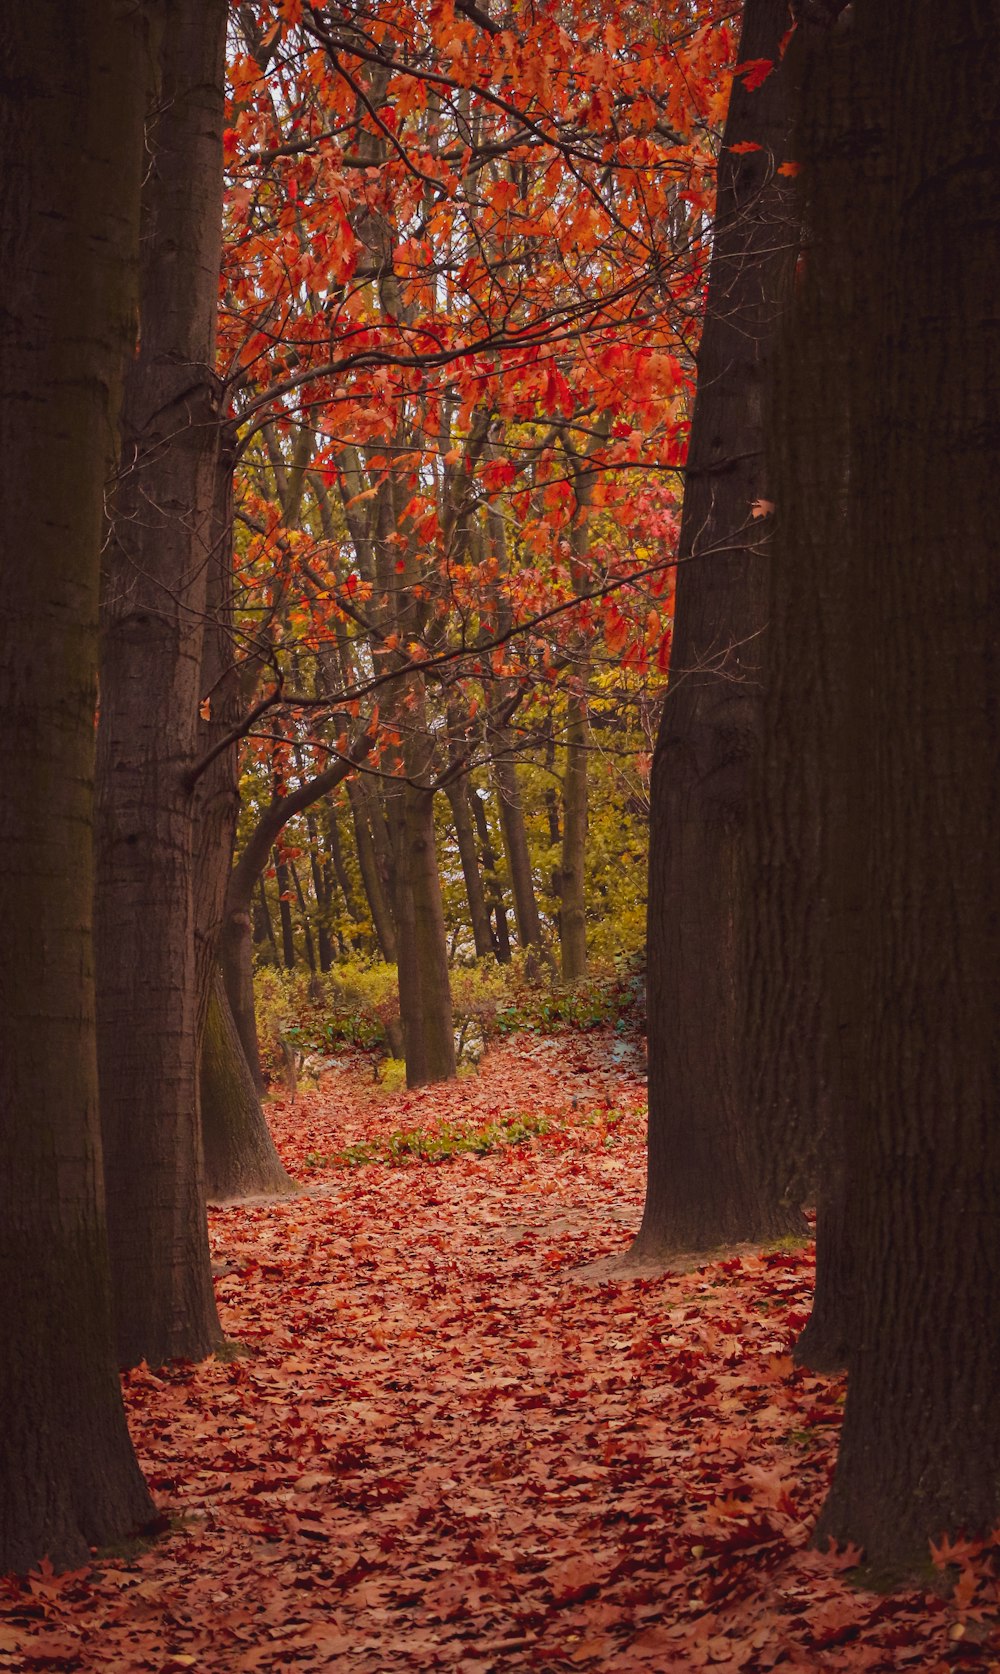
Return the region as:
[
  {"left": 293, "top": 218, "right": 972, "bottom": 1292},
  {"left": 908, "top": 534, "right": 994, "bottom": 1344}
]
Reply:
[
  {"left": 810, "top": 0, "right": 1000, "bottom": 1569},
  {"left": 201, "top": 973, "right": 296, "bottom": 1202},
  {"left": 0, "top": 0, "right": 155, "bottom": 1571},
  {"left": 347, "top": 775, "right": 399, "bottom": 961},
  {"left": 494, "top": 750, "right": 544, "bottom": 953},
  {"left": 446, "top": 774, "right": 498, "bottom": 960},
  {"left": 559, "top": 689, "right": 589, "bottom": 981},
  {"left": 634, "top": 0, "right": 803, "bottom": 1260},
  {"left": 470, "top": 784, "right": 512, "bottom": 962},
  {"left": 95, "top": 0, "right": 228, "bottom": 1367},
  {"left": 386, "top": 773, "right": 457, "bottom": 1087}
]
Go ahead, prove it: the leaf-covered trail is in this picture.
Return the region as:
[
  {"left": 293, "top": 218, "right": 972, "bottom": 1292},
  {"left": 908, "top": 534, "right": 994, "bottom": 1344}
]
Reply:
[{"left": 3, "top": 1031, "right": 997, "bottom": 1671}]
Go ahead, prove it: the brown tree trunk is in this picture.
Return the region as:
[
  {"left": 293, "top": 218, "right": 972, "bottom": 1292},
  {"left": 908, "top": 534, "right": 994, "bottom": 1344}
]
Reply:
[
  {"left": 347, "top": 776, "right": 399, "bottom": 961},
  {"left": 559, "top": 687, "right": 589, "bottom": 982},
  {"left": 95, "top": 0, "right": 228, "bottom": 1367},
  {"left": 633, "top": 0, "right": 803, "bottom": 1260},
  {"left": 0, "top": 0, "right": 155, "bottom": 1571},
  {"left": 471, "top": 784, "right": 512, "bottom": 962},
  {"left": 446, "top": 774, "right": 498, "bottom": 960},
  {"left": 201, "top": 973, "right": 295, "bottom": 1202},
  {"left": 274, "top": 851, "right": 297, "bottom": 968},
  {"left": 386, "top": 774, "right": 457, "bottom": 1087},
  {"left": 755, "top": 17, "right": 861, "bottom": 1376},
  {"left": 810, "top": 0, "right": 1000, "bottom": 1569},
  {"left": 494, "top": 750, "right": 544, "bottom": 953}
]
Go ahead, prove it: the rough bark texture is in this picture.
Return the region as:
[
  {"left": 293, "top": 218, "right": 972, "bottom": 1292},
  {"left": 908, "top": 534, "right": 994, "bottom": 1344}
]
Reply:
[
  {"left": 0, "top": 0, "right": 155, "bottom": 1572},
  {"left": 634, "top": 0, "right": 803, "bottom": 1259},
  {"left": 760, "top": 18, "right": 862, "bottom": 1375},
  {"left": 201, "top": 974, "right": 296, "bottom": 1202},
  {"left": 811, "top": 0, "right": 1000, "bottom": 1569},
  {"left": 95, "top": 0, "right": 228, "bottom": 1367}
]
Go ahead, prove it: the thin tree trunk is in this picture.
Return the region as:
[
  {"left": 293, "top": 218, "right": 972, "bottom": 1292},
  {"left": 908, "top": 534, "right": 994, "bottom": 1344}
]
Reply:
[
  {"left": 494, "top": 750, "right": 544, "bottom": 953},
  {"left": 347, "top": 776, "right": 399, "bottom": 961},
  {"left": 274, "top": 851, "right": 297, "bottom": 968},
  {"left": 0, "top": 0, "right": 155, "bottom": 1572},
  {"left": 559, "top": 688, "right": 589, "bottom": 981},
  {"left": 633, "top": 0, "right": 803, "bottom": 1261},
  {"left": 471, "top": 783, "right": 512, "bottom": 962},
  {"left": 95, "top": 0, "right": 228, "bottom": 1366},
  {"left": 446, "top": 774, "right": 497, "bottom": 959}
]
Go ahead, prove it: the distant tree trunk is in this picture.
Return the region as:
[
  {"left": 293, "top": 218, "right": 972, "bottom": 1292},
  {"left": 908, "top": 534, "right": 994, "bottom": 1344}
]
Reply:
[
  {"left": 201, "top": 973, "right": 295, "bottom": 1202},
  {"left": 471, "top": 785, "right": 512, "bottom": 962},
  {"left": 347, "top": 776, "right": 399, "bottom": 961},
  {"left": 274, "top": 851, "right": 297, "bottom": 968},
  {"left": 254, "top": 878, "right": 279, "bottom": 961},
  {"left": 289, "top": 855, "right": 318, "bottom": 976},
  {"left": 494, "top": 751, "right": 544, "bottom": 954},
  {"left": 95, "top": 0, "right": 228, "bottom": 1366},
  {"left": 559, "top": 688, "right": 589, "bottom": 981},
  {"left": 633, "top": 0, "right": 803, "bottom": 1260},
  {"left": 0, "top": 0, "right": 155, "bottom": 1573},
  {"left": 387, "top": 776, "right": 457, "bottom": 1086},
  {"left": 809, "top": 0, "right": 1000, "bottom": 1570},
  {"left": 446, "top": 774, "right": 497, "bottom": 959}
]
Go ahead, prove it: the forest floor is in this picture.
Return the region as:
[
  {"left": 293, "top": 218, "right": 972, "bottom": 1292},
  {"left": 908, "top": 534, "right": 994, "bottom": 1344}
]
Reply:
[{"left": 3, "top": 1027, "right": 999, "bottom": 1672}]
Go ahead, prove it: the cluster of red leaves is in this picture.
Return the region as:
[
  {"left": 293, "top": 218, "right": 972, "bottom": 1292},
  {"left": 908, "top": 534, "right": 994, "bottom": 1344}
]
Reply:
[{"left": 3, "top": 1032, "right": 999, "bottom": 1671}]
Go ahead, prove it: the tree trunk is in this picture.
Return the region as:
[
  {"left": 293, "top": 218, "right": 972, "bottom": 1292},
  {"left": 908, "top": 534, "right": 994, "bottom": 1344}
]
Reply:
[
  {"left": 494, "top": 751, "right": 544, "bottom": 953},
  {"left": 274, "top": 851, "right": 297, "bottom": 968},
  {"left": 220, "top": 904, "right": 266, "bottom": 1093},
  {"left": 201, "top": 973, "right": 296, "bottom": 1202},
  {"left": 471, "top": 784, "right": 512, "bottom": 962},
  {"left": 810, "top": 0, "right": 1000, "bottom": 1569},
  {"left": 95, "top": 0, "right": 228, "bottom": 1367},
  {"left": 446, "top": 774, "right": 498, "bottom": 960},
  {"left": 755, "top": 16, "right": 860, "bottom": 1375},
  {"left": 347, "top": 776, "right": 399, "bottom": 961},
  {"left": 559, "top": 687, "right": 589, "bottom": 981},
  {"left": 387, "top": 779, "right": 457, "bottom": 1087},
  {"left": 633, "top": 0, "right": 803, "bottom": 1260},
  {"left": 0, "top": 0, "right": 155, "bottom": 1572}
]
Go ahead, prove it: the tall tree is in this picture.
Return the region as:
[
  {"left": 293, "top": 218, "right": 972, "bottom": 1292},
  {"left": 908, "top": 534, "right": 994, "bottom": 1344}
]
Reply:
[
  {"left": 0, "top": 0, "right": 155, "bottom": 1571},
  {"left": 634, "top": 0, "right": 805, "bottom": 1259},
  {"left": 96, "top": 0, "right": 229, "bottom": 1366},
  {"left": 803, "top": 0, "right": 1000, "bottom": 1569}
]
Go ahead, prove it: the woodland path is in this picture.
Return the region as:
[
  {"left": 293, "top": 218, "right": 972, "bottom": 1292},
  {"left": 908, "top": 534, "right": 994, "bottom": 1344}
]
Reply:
[{"left": 1, "top": 1031, "right": 993, "bottom": 1671}]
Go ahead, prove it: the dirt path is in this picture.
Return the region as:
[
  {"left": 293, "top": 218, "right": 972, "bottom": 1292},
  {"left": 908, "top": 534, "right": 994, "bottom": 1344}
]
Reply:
[{"left": 0, "top": 1032, "right": 985, "bottom": 1671}]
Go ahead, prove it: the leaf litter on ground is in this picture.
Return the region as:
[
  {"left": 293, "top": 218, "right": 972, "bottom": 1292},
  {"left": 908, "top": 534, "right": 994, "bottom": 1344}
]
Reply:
[{"left": 2, "top": 1027, "right": 998, "bottom": 1671}]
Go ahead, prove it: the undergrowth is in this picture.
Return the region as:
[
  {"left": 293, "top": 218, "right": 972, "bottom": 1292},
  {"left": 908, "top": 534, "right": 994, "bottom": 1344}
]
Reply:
[
  {"left": 303, "top": 1105, "right": 633, "bottom": 1171},
  {"left": 256, "top": 953, "right": 645, "bottom": 1081}
]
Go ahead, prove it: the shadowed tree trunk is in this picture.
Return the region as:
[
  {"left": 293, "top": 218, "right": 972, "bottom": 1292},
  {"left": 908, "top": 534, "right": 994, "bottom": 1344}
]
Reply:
[
  {"left": 201, "top": 973, "right": 295, "bottom": 1202},
  {"left": 0, "top": 0, "right": 155, "bottom": 1572},
  {"left": 95, "top": 0, "right": 228, "bottom": 1367},
  {"left": 752, "top": 16, "right": 861, "bottom": 1376},
  {"left": 806, "top": 0, "right": 1000, "bottom": 1570},
  {"left": 633, "top": 0, "right": 804, "bottom": 1261}
]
